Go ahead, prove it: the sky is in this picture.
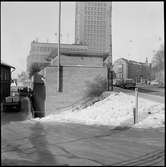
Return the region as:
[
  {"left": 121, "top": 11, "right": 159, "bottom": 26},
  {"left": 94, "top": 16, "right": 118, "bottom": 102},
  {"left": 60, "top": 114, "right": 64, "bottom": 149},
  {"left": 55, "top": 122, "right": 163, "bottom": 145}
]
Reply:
[{"left": 1, "top": 2, "right": 164, "bottom": 78}]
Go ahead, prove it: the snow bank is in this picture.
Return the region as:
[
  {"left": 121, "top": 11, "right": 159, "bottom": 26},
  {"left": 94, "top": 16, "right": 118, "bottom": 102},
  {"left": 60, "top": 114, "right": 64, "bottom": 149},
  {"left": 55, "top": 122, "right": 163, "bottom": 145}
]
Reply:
[
  {"left": 40, "top": 92, "right": 165, "bottom": 128},
  {"left": 134, "top": 104, "right": 165, "bottom": 128}
]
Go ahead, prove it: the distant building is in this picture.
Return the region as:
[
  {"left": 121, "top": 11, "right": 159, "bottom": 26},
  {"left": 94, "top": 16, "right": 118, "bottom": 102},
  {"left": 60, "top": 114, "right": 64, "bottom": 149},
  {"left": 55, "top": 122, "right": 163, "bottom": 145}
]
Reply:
[
  {"left": 0, "top": 62, "right": 15, "bottom": 102},
  {"left": 26, "top": 40, "right": 110, "bottom": 72},
  {"left": 27, "top": 2, "right": 112, "bottom": 71},
  {"left": 26, "top": 40, "right": 88, "bottom": 71},
  {"left": 75, "top": 2, "right": 112, "bottom": 54},
  {"left": 113, "top": 58, "right": 152, "bottom": 83}
]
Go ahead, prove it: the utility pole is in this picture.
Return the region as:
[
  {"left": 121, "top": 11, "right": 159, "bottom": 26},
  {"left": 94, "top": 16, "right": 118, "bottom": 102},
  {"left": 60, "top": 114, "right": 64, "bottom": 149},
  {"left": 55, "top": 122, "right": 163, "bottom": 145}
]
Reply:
[
  {"left": 109, "top": 2, "right": 113, "bottom": 91},
  {"left": 57, "top": 1, "right": 61, "bottom": 92},
  {"left": 106, "top": 2, "right": 113, "bottom": 91}
]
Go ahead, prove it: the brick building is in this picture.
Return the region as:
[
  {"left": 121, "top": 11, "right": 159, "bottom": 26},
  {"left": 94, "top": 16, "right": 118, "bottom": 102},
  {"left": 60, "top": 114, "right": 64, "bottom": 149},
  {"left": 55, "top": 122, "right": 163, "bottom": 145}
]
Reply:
[
  {"left": 113, "top": 58, "right": 151, "bottom": 83},
  {"left": 38, "top": 51, "right": 108, "bottom": 115}
]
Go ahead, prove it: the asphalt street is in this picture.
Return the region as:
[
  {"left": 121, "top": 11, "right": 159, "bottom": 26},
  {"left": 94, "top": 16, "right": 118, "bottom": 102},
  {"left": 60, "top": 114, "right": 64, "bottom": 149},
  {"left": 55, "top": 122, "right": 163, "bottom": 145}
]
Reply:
[
  {"left": 113, "top": 86, "right": 165, "bottom": 104},
  {"left": 2, "top": 120, "right": 165, "bottom": 166}
]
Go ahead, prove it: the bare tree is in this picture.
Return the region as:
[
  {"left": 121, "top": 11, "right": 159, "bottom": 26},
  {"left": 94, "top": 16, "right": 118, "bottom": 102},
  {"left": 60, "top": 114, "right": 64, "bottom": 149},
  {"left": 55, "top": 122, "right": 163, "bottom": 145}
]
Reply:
[
  {"left": 151, "top": 44, "right": 164, "bottom": 82},
  {"left": 28, "top": 63, "right": 48, "bottom": 79},
  {"left": 17, "top": 71, "right": 28, "bottom": 82},
  {"left": 151, "top": 44, "right": 164, "bottom": 72}
]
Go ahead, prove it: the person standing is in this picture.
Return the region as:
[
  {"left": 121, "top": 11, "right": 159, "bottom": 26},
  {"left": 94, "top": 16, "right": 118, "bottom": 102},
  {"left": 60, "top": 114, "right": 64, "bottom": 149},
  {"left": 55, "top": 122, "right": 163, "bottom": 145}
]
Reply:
[{"left": 31, "top": 73, "right": 46, "bottom": 118}]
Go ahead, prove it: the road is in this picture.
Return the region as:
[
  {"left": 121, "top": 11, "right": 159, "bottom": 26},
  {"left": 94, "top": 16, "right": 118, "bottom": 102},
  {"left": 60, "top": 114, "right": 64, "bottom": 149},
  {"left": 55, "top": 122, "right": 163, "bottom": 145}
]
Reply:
[
  {"left": 113, "top": 86, "right": 165, "bottom": 104},
  {"left": 2, "top": 121, "right": 165, "bottom": 166},
  {"left": 1, "top": 96, "right": 32, "bottom": 125},
  {"left": 1, "top": 89, "right": 165, "bottom": 166}
]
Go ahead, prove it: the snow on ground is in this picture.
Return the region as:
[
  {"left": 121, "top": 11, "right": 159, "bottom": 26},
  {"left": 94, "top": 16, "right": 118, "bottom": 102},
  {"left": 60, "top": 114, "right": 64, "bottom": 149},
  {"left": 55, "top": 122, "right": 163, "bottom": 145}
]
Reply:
[
  {"left": 40, "top": 92, "right": 165, "bottom": 128},
  {"left": 134, "top": 105, "right": 165, "bottom": 128}
]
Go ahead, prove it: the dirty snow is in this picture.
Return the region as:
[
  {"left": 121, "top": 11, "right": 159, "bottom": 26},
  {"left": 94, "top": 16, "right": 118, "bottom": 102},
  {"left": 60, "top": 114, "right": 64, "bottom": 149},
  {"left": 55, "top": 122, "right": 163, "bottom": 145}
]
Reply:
[{"left": 40, "top": 92, "right": 165, "bottom": 128}]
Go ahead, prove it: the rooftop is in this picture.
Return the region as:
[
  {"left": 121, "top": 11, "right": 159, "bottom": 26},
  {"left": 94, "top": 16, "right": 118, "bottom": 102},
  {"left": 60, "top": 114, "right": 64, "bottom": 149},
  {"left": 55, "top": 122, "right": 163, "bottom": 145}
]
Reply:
[{"left": 1, "top": 62, "right": 15, "bottom": 69}]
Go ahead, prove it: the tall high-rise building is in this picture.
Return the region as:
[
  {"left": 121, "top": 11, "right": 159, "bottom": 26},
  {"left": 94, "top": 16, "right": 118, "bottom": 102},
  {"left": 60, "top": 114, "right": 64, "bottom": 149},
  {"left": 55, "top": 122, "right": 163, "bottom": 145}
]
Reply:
[{"left": 75, "top": 2, "right": 112, "bottom": 54}]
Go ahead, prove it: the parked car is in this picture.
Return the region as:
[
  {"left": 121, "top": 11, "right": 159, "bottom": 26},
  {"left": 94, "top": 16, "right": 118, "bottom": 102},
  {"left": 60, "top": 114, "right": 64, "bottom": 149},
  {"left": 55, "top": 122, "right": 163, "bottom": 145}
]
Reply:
[
  {"left": 150, "top": 80, "right": 164, "bottom": 87},
  {"left": 113, "top": 79, "right": 123, "bottom": 87},
  {"left": 113, "top": 78, "right": 136, "bottom": 89},
  {"left": 2, "top": 83, "right": 21, "bottom": 112}
]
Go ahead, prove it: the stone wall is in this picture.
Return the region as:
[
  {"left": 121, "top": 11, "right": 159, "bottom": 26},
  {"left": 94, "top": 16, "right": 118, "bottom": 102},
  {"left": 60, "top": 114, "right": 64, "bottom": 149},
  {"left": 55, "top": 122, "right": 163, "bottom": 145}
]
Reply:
[{"left": 43, "top": 65, "right": 107, "bottom": 115}]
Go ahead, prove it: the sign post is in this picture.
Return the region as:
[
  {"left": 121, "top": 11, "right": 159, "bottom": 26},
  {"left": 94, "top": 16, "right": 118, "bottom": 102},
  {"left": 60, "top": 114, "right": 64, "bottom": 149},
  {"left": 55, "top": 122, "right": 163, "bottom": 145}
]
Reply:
[{"left": 133, "top": 88, "right": 138, "bottom": 124}]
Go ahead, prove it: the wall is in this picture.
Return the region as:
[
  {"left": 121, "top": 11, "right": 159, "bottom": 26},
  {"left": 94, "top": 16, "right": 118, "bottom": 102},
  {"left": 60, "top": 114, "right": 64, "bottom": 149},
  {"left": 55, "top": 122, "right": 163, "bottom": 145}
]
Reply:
[
  {"left": 51, "top": 54, "right": 104, "bottom": 67},
  {"left": 43, "top": 65, "right": 107, "bottom": 115}
]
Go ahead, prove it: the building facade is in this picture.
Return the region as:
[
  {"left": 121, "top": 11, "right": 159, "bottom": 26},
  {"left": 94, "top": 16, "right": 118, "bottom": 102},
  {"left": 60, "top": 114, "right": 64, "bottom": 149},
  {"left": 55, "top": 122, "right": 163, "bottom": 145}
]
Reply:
[
  {"left": 113, "top": 58, "right": 152, "bottom": 83},
  {"left": 26, "top": 40, "right": 88, "bottom": 71},
  {"left": 75, "top": 2, "right": 112, "bottom": 54}
]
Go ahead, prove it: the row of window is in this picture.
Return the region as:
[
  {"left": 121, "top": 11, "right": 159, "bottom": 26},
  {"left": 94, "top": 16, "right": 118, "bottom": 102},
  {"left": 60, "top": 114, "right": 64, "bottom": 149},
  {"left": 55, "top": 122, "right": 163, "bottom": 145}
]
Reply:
[
  {"left": 84, "top": 30, "right": 106, "bottom": 34},
  {"left": 85, "top": 8, "right": 106, "bottom": 13},
  {"left": 85, "top": 10, "right": 105, "bottom": 15},
  {"left": 31, "top": 46, "right": 88, "bottom": 53},
  {"left": 85, "top": 12, "right": 106, "bottom": 19},
  {"left": 84, "top": 23, "right": 106, "bottom": 27},
  {"left": 85, "top": 20, "right": 106, "bottom": 24},
  {"left": 31, "top": 46, "right": 87, "bottom": 52},
  {"left": 85, "top": 37, "right": 106, "bottom": 41},
  {"left": 86, "top": 2, "right": 107, "bottom": 7},
  {"left": 85, "top": 42, "right": 106, "bottom": 48},
  {"left": 84, "top": 26, "right": 106, "bottom": 30},
  {"left": 84, "top": 33, "right": 106, "bottom": 37},
  {"left": 85, "top": 18, "right": 104, "bottom": 23},
  {"left": 85, "top": 31, "right": 106, "bottom": 35},
  {"left": 31, "top": 46, "right": 53, "bottom": 52}
]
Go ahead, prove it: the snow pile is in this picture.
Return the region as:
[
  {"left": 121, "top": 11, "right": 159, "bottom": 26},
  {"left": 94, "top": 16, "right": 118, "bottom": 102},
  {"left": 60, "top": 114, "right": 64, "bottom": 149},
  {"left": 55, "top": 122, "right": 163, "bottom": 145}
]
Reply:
[
  {"left": 134, "top": 104, "right": 165, "bottom": 128},
  {"left": 40, "top": 92, "right": 165, "bottom": 128}
]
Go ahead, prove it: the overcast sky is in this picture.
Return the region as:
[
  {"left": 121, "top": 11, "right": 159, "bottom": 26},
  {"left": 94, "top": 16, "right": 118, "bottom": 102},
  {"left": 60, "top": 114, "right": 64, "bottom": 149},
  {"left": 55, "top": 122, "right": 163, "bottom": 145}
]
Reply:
[{"left": 1, "top": 2, "right": 164, "bottom": 77}]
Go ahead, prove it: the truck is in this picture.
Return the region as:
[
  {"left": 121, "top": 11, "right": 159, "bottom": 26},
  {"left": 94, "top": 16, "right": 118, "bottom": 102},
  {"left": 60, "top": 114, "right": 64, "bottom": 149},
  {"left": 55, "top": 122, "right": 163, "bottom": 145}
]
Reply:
[
  {"left": 2, "top": 86, "right": 32, "bottom": 112},
  {"left": 2, "top": 95, "right": 21, "bottom": 112}
]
